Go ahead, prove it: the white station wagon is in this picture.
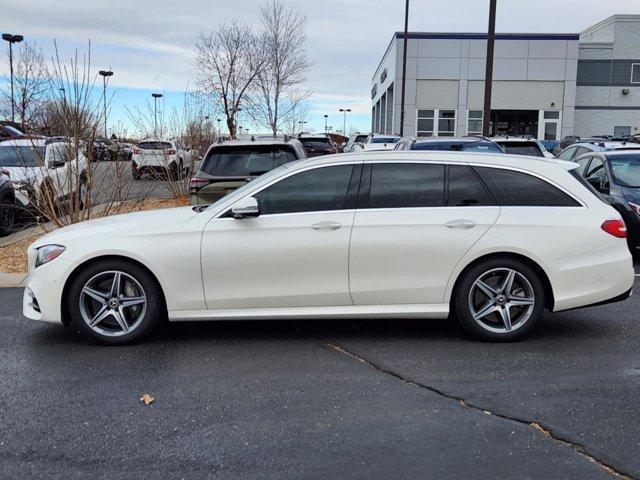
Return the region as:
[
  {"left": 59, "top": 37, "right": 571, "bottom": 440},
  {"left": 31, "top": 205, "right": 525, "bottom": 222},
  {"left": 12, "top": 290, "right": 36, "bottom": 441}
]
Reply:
[{"left": 24, "top": 151, "right": 634, "bottom": 344}]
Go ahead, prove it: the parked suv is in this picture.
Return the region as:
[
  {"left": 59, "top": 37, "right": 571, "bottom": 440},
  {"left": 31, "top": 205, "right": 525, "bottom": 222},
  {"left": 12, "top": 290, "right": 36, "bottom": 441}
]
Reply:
[
  {"left": 189, "top": 137, "right": 306, "bottom": 205},
  {"left": 573, "top": 150, "right": 640, "bottom": 254},
  {"left": 132, "top": 138, "right": 193, "bottom": 180},
  {"left": 0, "top": 138, "right": 88, "bottom": 211},
  {"left": 297, "top": 135, "right": 337, "bottom": 157},
  {"left": 555, "top": 141, "right": 640, "bottom": 161},
  {"left": 343, "top": 133, "right": 370, "bottom": 153},
  {"left": 358, "top": 135, "right": 402, "bottom": 151},
  {"left": 394, "top": 137, "right": 503, "bottom": 153},
  {"left": 0, "top": 168, "right": 15, "bottom": 236}
]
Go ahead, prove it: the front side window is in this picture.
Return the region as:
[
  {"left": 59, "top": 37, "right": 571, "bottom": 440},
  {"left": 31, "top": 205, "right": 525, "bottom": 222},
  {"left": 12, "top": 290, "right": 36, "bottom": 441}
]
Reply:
[
  {"left": 584, "top": 157, "right": 610, "bottom": 191},
  {"left": 368, "top": 163, "right": 444, "bottom": 208},
  {"left": 474, "top": 167, "right": 580, "bottom": 207},
  {"left": 557, "top": 146, "right": 577, "bottom": 160},
  {"left": 448, "top": 166, "right": 495, "bottom": 206},
  {"left": 255, "top": 165, "right": 353, "bottom": 215}
]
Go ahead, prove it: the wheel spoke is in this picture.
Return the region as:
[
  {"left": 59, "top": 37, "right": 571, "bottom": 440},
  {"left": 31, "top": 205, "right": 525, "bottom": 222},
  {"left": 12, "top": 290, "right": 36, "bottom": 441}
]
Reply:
[
  {"left": 121, "top": 296, "right": 146, "bottom": 308},
  {"left": 82, "top": 287, "right": 109, "bottom": 305},
  {"left": 89, "top": 305, "right": 110, "bottom": 327},
  {"left": 473, "top": 300, "right": 497, "bottom": 321},
  {"left": 475, "top": 280, "right": 497, "bottom": 298},
  {"left": 113, "top": 308, "right": 130, "bottom": 333},
  {"left": 507, "top": 297, "right": 535, "bottom": 307},
  {"left": 109, "top": 272, "right": 122, "bottom": 297},
  {"left": 498, "top": 306, "right": 512, "bottom": 331},
  {"left": 500, "top": 270, "right": 516, "bottom": 294}
]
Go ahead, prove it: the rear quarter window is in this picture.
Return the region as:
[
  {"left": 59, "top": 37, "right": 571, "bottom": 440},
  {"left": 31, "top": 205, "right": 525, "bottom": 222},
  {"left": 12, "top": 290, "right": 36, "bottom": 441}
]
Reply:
[{"left": 474, "top": 167, "right": 580, "bottom": 207}]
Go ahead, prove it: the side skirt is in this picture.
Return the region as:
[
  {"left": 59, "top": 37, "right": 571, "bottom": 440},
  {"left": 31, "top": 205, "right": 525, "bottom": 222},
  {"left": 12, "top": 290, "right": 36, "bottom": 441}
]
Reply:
[{"left": 168, "top": 303, "right": 450, "bottom": 322}]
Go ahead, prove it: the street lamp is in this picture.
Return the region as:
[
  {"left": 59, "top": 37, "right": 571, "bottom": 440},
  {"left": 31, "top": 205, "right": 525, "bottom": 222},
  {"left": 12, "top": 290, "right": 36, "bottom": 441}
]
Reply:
[
  {"left": 399, "top": 0, "right": 409, "bottom": 136},
  {"left": 98, "top": 70, "right": 113, "bottom": 138},
  {"left": 324, "top": 114, "right": 329, "bottom": 134},
  {"left": 482, "top": 0, "right": 498, "bottom": 136},
  {"left": 216, "top": 118, "right": 222, "bottom": 136},
  {"left": 339, "top": 108, "right": 351, "bottom": 136},
  {"left": 2, "top": 33, "right": 24, "bottom": 123},
  {"left": 151, "top": 93, "right": 163, "bottom": 137},
  {"left": 298, "top": 120, "right": 307, "bottom": 134}
]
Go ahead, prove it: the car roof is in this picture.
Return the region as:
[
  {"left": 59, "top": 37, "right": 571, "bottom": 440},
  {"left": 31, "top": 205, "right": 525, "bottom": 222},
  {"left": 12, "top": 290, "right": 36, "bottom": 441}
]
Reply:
[
  {"left": 603, "top": 150, "right": 640, "bottom": 159},
  {"left": 291, "top": 150, "right": 573, "bottom": 171},
  {"left": 412, "top": 137, "right": 494, "bottom": 144},
  {"left": 491, "top": 137, "right": 539, "bottom": 143},
  {"left": 0, "top": 137, "right": 47, "bottom": 147},
  {"left": 212, "top": 138, "right": 300, "bottom": 147}
]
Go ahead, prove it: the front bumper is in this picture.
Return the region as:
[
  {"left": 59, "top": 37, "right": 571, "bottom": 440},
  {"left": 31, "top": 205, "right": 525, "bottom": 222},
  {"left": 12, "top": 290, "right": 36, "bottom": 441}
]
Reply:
[{"left": 22, "top": 256, "right": 72, "bottom": 325}]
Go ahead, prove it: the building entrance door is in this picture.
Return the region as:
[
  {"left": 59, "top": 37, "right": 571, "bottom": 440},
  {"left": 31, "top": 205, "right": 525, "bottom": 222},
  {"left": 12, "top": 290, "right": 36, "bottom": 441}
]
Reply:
[{"left": 490, "top": 110, "right": 539, "bottom": 137}]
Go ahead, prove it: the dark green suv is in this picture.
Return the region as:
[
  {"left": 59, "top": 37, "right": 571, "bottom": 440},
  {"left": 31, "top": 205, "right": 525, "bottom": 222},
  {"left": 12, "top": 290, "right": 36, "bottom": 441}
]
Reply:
[{"left": 189, "top": 138, "right": 307, "bottom": 205}]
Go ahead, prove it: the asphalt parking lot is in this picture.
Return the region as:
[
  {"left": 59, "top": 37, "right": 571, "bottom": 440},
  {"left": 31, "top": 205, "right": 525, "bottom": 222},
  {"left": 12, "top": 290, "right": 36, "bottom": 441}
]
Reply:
[{"left": 1, "top": 266, "right": 639, "bottom": 479}]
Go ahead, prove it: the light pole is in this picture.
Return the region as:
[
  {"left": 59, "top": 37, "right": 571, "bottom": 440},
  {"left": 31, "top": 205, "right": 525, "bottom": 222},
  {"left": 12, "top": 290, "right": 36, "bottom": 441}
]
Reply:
[
  {"left": 151, "top": 93, "right": 162, "bottom": 137},
  {"left": 399, "top": 0, "right": 409, "bottom": 136},
  {"left": 324, "top": 114, "right": 329, "bottom": 134},
  {"left": 98, "top": 70, "right": 113, "bottom": 138},
  {"left": 482, "top": 0, "right": 497, "bottom": 136},
  {"left": 2, "top": 33, "right": 24, "bottom": 123},
  {"left": 298, "top": 121, "right": 307, "bottom": 134},
  {"left": 216, "top": 118, "right": 222, "bottom": 136},
  {"left": 339, "top": 108, "right": 351, "bottom": 136}
]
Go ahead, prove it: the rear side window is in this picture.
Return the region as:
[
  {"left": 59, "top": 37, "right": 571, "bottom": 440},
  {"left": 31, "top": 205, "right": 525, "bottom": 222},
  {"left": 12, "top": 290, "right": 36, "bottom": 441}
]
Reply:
[
  {"left": 448, "top": 166, "right": 495, "bottom": 206},
  {"left": 474, "top": 167, "right": 580, "bottom": 207},
  {"left": 369, "top": 163, "right": 444, "bottom": 208}
]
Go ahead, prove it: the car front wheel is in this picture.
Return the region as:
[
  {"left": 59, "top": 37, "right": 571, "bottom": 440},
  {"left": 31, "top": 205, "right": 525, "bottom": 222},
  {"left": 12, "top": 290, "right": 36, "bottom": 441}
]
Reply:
[
  {"left": 67, "top": 259, "right": 164, "bottom": 345},
  {"left": 453, "top": 257, "right": 545, "bottom": 342}
]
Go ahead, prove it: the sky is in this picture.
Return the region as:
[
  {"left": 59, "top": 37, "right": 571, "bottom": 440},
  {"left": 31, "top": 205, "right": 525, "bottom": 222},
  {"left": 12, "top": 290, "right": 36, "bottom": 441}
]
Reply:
[{"left": 2, "top": 0, "right": 640, "bottom": 136}]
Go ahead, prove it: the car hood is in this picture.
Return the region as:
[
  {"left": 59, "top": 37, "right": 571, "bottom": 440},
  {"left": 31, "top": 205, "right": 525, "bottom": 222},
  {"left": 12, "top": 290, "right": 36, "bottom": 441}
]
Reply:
[
  {"left": 32, "top": 206, "right": 200, "bottom": 248},
  {"left": 2, "top": 166, "right": 39, "bottom": 184}
]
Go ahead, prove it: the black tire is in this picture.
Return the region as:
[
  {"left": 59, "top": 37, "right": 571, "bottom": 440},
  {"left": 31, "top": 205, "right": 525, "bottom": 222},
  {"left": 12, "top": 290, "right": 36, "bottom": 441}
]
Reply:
[
  {"left": 0, "top": 197, "right": 15, "bottom": 236},
  {"left": 453, "top": 257, "right": 545, "bottom": 342},
  {"left": 169, "top": 161, "right": 179, "bottom": 181},
  {"left": 76, "top": 174, "right": 88, "bottom": 210},
  {"left": 178, "top": 159, "right": 184, "bottom": 179},
  {"left": 67, "top": 258, "right": 165, "bottom": 345}
]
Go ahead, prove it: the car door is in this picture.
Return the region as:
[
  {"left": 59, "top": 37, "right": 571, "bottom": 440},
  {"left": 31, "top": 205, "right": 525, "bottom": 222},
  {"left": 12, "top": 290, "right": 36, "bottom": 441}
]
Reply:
[
  {"left": 200, "top": 163, "right": 361, "bottom": 309},
  {"left": 349, "top": 162, "right": 500, "bottom": 305},
  {"left": 44, "top": 143, "right": 72, "bottom": 201}
]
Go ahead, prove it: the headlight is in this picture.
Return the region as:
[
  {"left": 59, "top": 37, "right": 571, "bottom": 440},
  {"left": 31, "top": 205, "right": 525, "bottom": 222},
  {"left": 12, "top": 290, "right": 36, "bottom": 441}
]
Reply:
[
  {"left": 629, "top": 202, "right": 640, "bottom": 215},
  {"left": 35, "top": 245, "right": 66, "bottom": 268}
]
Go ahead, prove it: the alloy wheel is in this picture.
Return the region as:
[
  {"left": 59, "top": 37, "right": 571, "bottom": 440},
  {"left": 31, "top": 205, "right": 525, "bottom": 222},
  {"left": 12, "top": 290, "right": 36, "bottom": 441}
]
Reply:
[
  {"left": 79, "top": 270, "right": 147, "bottom": 337},
  {"left": 468, "top": 268, "right": 535, "bottom": 334}
]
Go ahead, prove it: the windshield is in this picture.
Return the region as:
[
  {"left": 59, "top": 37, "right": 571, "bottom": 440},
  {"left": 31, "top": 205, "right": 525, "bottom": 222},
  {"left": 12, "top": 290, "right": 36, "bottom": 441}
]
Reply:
[
  {"left": 0, "top": 145, "right": 46, "bottom": 167},
  {"left": 351, "top": 135, "right": 368, "bottom": 144},
  {"left": 412, "top": 140, "right": 502, "bottom": 153},
  {"left": 138, "top": 141, "right": 171, "bottom": 150},
  {"left": 201, "top": 145, "right": 298, "bottom": 177},
  {"left": 299, "top": 138, "right": 332, "bottom": 151},
  {"left": 497, "top": 142, "right": 543, "bottom": 157},
  {"left": 370, "top": 137, "right": 399, "bottom": 144},
  {"left": 609, "top": 155, "right": 640, "bottom": 187}
]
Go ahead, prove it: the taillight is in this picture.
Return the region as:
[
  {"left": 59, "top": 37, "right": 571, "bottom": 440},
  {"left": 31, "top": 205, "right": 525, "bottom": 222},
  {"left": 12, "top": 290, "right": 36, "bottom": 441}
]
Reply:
[
  {"left": 189, "top": 177, "right": 211, "bottom": 195},
  {"left": 132, "top": 148, "right": 142, "bottom": 154},
  {"left": 601, "top": 219, "right": 627, "bottom": 238},
  {"left": 165, "top": 149, "right": 176, "bottom": 155}
]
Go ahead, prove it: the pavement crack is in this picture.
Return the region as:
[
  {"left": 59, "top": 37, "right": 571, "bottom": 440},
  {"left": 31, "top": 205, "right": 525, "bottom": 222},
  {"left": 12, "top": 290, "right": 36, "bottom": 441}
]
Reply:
[{"left": 323, "top": 341, "right": 633, "bottom": 480}]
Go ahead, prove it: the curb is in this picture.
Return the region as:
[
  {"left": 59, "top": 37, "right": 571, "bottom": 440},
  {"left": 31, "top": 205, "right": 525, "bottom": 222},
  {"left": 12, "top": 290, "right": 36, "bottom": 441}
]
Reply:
[{"left": 0, "top": 273, "right": 27, "bottom": 288}]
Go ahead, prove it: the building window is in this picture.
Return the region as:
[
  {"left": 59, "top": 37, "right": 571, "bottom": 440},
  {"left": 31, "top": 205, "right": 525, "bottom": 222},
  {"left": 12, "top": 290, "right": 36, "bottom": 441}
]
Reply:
[
  {"left": 543, "top": 111, "right": 560, "bottom": 120},
  {"left": 467, "top": 110, "right": 483, "bottom": 135},
  {"left": 632, "top": 64, "right": 640, "bottom": 84},
  {"left": 417, "top": 110, "right": 434, "bottom": 137},
  {"left": 438, "top": 110, "right": 456, "bottom": 137}
]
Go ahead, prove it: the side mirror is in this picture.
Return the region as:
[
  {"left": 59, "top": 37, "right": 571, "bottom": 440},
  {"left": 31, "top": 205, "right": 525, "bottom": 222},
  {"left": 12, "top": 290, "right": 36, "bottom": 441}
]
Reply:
[{"left": 231, "top": 196, "right": 259, "bottom": 219}]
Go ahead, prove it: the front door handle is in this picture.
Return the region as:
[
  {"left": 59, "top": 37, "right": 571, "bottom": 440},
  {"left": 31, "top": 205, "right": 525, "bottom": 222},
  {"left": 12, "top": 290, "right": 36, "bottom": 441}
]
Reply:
[
  {"left": 445, "top": 219, "right": 476, "bottom": 229},
  {"left": 311, "top": 221, "right": 342, "bottom": 231}
]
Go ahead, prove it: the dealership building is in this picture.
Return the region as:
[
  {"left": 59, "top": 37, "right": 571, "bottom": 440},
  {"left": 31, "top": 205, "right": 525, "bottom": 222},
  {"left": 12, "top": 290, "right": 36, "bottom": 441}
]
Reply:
[{"left": 371, "top": 14, "right": 640, "bottom": 140}]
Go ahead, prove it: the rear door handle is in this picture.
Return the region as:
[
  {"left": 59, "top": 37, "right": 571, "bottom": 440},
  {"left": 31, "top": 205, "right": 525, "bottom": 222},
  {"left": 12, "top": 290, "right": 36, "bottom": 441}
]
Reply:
[
  {"left": 445, "top": 219, "right": 476, "bottom": 229},
  {"left": 311, "top": 221, "right": 342, "bottom": 231}
]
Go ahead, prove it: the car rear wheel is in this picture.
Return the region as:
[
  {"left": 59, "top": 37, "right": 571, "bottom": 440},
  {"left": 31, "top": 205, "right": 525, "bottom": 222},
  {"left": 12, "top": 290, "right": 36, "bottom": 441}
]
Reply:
[
  {"left": 453, "top": 257, "right": 545, "bottom": 342},
  {"left": 67, "top": 259, "right": 164, "bottom": 345},
  {"left": 0, "top": 197, "right": 15, "bottom": 236}
]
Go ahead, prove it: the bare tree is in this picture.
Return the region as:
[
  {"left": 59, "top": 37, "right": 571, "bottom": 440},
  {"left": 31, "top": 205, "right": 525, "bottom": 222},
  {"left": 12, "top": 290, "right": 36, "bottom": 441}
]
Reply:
[
  {"left": 253, "top": 0, "right": 312, "bottom": 137},
  {"left": 1, "top": 42, "right": 50, "bottom": 132},
  {"left": 194, "top": 22, "right": 267, "bottom": 139}
]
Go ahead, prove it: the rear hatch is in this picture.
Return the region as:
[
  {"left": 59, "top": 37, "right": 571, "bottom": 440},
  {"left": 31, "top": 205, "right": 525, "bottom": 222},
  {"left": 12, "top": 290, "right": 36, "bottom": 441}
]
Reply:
[
  {"left": 190, "top": 144, "right": 299, "bottom": 204},
  {"left": 298, "top": 137, "right": 334, "bottom": 157},
  {"left": 133, "top": 141, "right": 173, "bottom": 166}
]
